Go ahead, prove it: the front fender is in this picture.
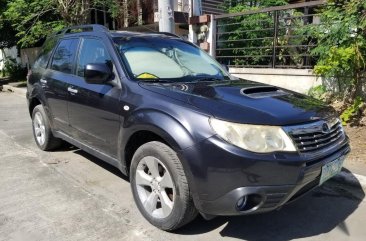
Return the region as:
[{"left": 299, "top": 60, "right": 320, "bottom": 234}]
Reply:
[
  {"left": 120, "top": 108, "right": 212, "bottom": 155},
  {"left": 118, "top": 108, "right": 213, "bottom": 201}
]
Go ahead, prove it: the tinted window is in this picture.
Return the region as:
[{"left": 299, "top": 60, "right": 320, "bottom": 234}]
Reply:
[
  {"left": 51, "top": 38, "right": 79, "bottom": 74},
  {"left": 33, "top": 37, "right": 58, "bottom": 69},
  {"left": 77, "top": 38, "right": 112, "bottom": 77}
]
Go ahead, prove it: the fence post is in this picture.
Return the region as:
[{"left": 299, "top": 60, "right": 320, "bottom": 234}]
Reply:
[
  {"left": 272, "top": 10, "right": 279, "bottom": 68},
  {"left": 207, "top": 14, "right": 217, "bottom": 57}
]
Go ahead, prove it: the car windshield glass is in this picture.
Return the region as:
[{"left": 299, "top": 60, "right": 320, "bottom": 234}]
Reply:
[{"left": 114, "top": 36, "right": 231, "bottom": 82}]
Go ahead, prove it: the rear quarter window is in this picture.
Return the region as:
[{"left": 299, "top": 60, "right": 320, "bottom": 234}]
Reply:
[{"left": 33, "top": 37, "right": 58, "bottom": 69}]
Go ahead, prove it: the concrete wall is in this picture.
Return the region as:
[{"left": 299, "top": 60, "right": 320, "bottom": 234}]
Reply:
[
  {"left": 20, "top": 47, "right": 42, "bottom": 68},
  {"left": 229, "top": 68, "right": 322, "bottom": 94}
]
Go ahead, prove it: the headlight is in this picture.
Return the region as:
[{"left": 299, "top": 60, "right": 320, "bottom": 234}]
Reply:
[{"left": 209, "top": 118, "right": 297, "bottom": 153}]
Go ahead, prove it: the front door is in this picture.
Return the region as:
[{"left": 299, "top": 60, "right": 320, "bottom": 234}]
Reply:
[{"left": 67, "top": 37, "right": 121, "bottom": 158}]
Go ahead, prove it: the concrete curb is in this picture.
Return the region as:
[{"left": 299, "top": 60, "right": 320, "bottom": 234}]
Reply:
[
  {"left": 335, "top": 171, "right": 366, "bottom": 191},
  {"left": 1, "top": 84, "right": 27, "bottom": 97}
]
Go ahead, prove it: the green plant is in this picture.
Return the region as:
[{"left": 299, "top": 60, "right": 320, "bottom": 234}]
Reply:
[
  {"left": 4, "top": 0, "right": 65, "bottom": 48},
  {"left": 2, "top": 58, "right": 27, "bottom": 80},
  {"left": 276, "top": 10, "right": 307, "bottom": 68},
  {"left": 304, "top": 0, "right": 366, "bottom": 101},
  {"left": 297, "top": 0, "right": 366, "bottom": 125},
  {"left": 340, "top": 97, "right": 365, "bottom": 125},
  {"left": 3, "top": 0, "right": 129, "bottom": 48},
  {"left": 308, "top": 85, "right": 327, "bottom": 101},
  {"left": 218, "top": 1, "right": 289, "bottom": 66},
  {"left": 219, "top": 1, "right": 311, "bottom": 67},
  {"left": 0, "top": 1, "right": 17, "bottom": 50}
]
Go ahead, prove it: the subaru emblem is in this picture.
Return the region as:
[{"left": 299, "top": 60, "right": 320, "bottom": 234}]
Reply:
[{"left": 322, "top": 123, "right": 330, "bottom": 133}]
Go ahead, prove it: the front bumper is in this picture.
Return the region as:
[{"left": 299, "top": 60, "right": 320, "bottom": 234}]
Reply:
[{"left": 180, "top": 135, "right": 350, "bottom": 216}]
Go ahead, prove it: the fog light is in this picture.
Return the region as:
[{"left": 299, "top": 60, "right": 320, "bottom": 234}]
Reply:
[
  {"left": 236, "top": 196, "right": 247, "bottom": 210},
  {"left": 236, "top": 194, "right": 263, "bottom": 212}
]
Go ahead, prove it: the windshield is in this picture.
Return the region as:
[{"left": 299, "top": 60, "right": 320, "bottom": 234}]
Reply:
[{"left": 114, "top": 36, "right": 231, "bottom": 82}]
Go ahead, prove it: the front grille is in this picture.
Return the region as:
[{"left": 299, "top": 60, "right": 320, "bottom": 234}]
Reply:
[{"left": 286, "top": 118, "right": 344, "bottom": 153}]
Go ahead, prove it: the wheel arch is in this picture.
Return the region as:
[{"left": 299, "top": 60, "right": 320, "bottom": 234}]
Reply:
[
  {"left": 27, "top": 85, "right": 54, "bottom": 126},
  {"left": 28, "top": 97, "right": 42, "bottom": 116},
  {"left": 123, "top": 130, "right": 170, "bottom": 175}
]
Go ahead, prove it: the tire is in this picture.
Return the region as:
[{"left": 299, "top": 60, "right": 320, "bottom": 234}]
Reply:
[
  {"left": 32, "top": 105, "right": 63, "bottom": 151},
  {"left": 130, "top": 141, "right": 198, "bottom": 231}
]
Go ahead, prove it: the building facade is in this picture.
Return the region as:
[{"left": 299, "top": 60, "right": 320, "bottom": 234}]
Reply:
[{"left": 90, "top": 0, "right": 226, "bottom": 36}]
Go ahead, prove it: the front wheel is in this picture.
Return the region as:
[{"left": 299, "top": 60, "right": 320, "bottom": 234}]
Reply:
[{"left": 130, "top": 141, "right": 197, "bottom": 231}]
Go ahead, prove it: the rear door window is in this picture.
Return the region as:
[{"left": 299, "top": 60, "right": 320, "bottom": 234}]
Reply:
[{"left": 50, "top": 38, "right": 79, "bottom": 74}]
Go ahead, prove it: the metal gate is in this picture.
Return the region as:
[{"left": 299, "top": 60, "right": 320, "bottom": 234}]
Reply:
[{"left": 213, "top": 0, "right": 325, "bottom": 69}]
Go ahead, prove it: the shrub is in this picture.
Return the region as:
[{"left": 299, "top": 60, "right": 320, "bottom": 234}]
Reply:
[
  {"left": 2, "top": 58, "right": 27, "bottom": 81},
  {"left": 340, "top": 97, "right": 365, "bottom": 126}
]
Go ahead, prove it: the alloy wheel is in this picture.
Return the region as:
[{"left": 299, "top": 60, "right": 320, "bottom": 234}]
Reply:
[
  {"left": 135, "top": 156, "right": 175, "bottom": 219},
  {"left": 33, "top": 112, "right": 46, "bottom": 146}
]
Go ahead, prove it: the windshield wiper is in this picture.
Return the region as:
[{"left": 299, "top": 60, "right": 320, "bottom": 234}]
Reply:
[
  {"left": 192, "top": 77, "right": 228, "bottom": 83},
  {"left": 138, "top": 78, "right": 170, "bottom": 83}
]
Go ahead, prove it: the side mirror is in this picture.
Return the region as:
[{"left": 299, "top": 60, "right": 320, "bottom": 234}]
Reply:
[{"left": 84, "top": 63, "right": 112, "bottom": 84}]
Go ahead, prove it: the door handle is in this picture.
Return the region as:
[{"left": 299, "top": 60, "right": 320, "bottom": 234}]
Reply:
[
  {"left": 67, "top": 87, "right": 78, "bottom": 94},
  {"left": 40, "top": 78, "right": 47, "bottom": 84}
]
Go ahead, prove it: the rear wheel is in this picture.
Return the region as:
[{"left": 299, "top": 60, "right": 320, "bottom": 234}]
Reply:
[
  {"left": 32, "top": 105, "right": 63, "bottom": 151},
  {"left": 130, "top": 141, "right": 197, "bottom": 231}
]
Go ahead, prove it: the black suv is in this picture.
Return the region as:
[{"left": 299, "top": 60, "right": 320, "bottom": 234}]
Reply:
[{"left": 27, "top": 25, "right": 350, "bottom": 231}]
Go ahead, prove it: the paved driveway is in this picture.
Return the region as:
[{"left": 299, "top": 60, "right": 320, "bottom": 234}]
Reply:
[{"left": 0, "top": 91, "right": 365, "bottom": 241}]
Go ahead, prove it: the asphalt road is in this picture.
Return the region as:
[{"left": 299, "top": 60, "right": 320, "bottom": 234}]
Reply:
[{"left": 0, "top": 91, "right": 365, "bottom": 241}]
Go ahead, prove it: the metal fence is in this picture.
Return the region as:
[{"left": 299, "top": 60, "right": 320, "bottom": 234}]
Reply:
[{"left": 214, "top": 0, "right": 325, "bottom": 69}]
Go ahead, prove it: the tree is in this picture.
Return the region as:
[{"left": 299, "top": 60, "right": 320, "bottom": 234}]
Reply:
[
  {"left": 0, "top": 0, "right": 18, "bottom": 77},
  {"left": 0, "top": 0, "right": 17, "bottom": 53},
  {"left": 304, "top": 0, "right": 366, "bottom": 125},
  {"left": 55, "top": 0, "right": 123, "bottom": 25},
  {"left": 3, "top": 0, "right": 135, "bottom": 48},
  {"left": 4, "top": 0, "right": 65, "bottom": 48}
]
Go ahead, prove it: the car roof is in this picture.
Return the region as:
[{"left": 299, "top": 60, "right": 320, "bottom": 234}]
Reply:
[
  {"left": 52, "top": 24, "right": 182, "bottom": 40},
  {"left": 110, "top": 31, "right": 181, "bottom": 40}
]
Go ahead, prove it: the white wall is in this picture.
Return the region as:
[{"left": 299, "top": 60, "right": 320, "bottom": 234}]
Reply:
[
  {"left": 0, "top": 46, "right": 20, "bottom": 70},
  {"left": 174, "top": 0, "right": 190, "bottom": 12},
  {"left": 229, "top": 68, "right": 323, "bottom": 94}
]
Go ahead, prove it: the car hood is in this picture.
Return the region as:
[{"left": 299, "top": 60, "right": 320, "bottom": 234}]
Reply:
[{"left": 139, "top": 79, "right": 337, "bottom": 125}]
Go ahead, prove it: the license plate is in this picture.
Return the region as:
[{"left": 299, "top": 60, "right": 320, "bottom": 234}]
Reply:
[{"left": 319, "top": 156, "right": 345, "bottom": 185}]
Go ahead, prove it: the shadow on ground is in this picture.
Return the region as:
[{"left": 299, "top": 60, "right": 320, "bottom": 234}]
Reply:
[
  {"left": 178, "top": 172, "right": 365, "bottom": 240},
  {"left": 51, "top": 144, "right": 129, "bottom": 181},
  {"left": 62, "top": 146, "right": 365, "bottom": 241},
  {"left": 73, "top": 148, "right": 130, "bottom": 182}
]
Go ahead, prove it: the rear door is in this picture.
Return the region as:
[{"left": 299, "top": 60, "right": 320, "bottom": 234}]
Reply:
[
  {"left": 67, "top": 37, "right": 122, "bottom": 158},
  {"left": 42, "top": 38, "right": 80, "bottom": 132}
]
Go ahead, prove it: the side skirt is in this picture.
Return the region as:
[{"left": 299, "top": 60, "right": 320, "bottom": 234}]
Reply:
[{"left": 54, "top": 131, "right": 128, "bottom": 176}]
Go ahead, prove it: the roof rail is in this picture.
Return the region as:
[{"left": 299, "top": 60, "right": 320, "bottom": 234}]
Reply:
[
  {"left": 153, "top": 32, "right": 182, "bottom": 38},
  {"left": 55, "top": 24, "right": 109, "bottom": 35}
]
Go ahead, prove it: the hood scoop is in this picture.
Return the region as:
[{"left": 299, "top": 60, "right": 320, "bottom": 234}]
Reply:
[{"left": 240, "top": 86, "right": 288, "bottom": 98}]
